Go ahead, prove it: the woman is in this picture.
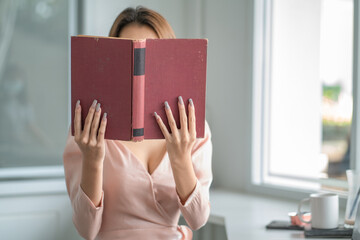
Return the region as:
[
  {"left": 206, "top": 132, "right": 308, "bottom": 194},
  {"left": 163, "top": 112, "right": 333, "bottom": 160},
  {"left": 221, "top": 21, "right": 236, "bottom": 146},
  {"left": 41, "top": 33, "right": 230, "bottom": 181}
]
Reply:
[{"left": 63, "top": 6, "right": 213, "bottom": 240}]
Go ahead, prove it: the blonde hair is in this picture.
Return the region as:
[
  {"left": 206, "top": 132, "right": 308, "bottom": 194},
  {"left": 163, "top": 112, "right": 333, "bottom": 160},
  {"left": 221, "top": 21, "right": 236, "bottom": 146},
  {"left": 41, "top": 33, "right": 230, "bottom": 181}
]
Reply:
[{"left": 109, "top": 6, "right": 176, "bottom": 39}]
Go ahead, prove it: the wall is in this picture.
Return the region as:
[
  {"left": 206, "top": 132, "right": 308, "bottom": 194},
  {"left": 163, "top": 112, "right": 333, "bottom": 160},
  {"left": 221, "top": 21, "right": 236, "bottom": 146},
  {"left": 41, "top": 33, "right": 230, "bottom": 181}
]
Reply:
[
  {"left": 0, "top": 191, "right": 81, "bottom": 240},
  {"left": 202, "top": 0, "right": 253, "bottom": 190}
]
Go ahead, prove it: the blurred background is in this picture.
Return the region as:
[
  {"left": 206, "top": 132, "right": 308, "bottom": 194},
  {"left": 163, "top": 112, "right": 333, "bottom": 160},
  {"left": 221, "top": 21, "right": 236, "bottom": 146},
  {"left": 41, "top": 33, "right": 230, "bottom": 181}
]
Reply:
[{"left": 0, "top": 0, "right": 356, "bottom": 239}]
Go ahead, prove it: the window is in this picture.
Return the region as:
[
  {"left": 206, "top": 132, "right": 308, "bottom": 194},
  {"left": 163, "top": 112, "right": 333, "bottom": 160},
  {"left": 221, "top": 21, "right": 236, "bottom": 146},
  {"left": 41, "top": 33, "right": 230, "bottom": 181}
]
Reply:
[
  {"left": 253, "top": 0, "right": 355, "bottom": 191},
  {"left": 0, "top": 0, "right": 76, "bottom": 179}
]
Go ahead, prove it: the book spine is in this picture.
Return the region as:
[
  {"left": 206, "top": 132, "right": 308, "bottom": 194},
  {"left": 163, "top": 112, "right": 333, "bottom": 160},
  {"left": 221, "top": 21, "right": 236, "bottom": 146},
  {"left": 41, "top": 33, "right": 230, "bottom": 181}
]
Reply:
[{"left": 132, "top": 40, "right": 146, "bottom": 141}]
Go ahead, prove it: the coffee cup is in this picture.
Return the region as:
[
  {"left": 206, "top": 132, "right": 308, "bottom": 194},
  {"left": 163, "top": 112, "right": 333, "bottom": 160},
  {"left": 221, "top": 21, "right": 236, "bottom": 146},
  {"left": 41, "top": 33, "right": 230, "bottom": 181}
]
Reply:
[{"left": 297, "top": 193, "right": 339, "bottom": 229}]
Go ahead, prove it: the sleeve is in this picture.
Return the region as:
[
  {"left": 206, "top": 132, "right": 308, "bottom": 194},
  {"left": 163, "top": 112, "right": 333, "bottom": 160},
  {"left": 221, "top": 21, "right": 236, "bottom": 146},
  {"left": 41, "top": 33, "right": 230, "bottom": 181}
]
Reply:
[
  {"left": 63, "top": 127, "right": 104, "bottom": 240},
  {"left": 175, "top": 120, "right": 213, "bottom": 231}
]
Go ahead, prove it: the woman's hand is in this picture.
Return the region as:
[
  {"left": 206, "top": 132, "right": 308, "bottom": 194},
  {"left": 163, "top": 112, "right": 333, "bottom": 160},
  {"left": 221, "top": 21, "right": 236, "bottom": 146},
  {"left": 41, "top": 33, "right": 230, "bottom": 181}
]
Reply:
[
  {"left": 154, "top": 96, "right": 196, "bottom": 164},
  {"left": 154, "top": 96, "right": 198, "bottom": 204},
  {"left": 74, "top": 99, "right": 107, "bottom": 167}
]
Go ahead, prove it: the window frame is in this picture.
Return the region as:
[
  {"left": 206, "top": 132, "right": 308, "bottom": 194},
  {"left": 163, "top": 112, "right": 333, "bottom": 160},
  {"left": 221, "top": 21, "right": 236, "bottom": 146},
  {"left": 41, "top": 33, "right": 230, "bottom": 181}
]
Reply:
[{"left": 250, "top": 0, "right": 359, "bottom": 201}]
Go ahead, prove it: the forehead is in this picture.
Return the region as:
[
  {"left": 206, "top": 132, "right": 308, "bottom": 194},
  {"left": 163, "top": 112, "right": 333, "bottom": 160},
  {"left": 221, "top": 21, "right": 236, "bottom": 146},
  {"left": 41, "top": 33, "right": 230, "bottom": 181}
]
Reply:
[{"left": 118, "top": 23, "right": 159, "bottom": 40}]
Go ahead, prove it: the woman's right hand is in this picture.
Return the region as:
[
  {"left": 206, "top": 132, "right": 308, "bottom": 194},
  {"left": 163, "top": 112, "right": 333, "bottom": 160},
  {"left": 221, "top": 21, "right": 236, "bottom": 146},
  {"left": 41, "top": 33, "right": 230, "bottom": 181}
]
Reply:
[{"left": 74, "top": 99, "right": 107, "bottom": 167}]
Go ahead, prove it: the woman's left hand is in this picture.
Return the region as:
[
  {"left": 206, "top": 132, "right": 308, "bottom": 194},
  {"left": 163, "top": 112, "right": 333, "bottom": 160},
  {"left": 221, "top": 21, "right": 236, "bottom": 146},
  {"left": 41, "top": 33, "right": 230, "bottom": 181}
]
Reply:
[{"left": 154, "top": 96, "right": 196, "bottom": 164}]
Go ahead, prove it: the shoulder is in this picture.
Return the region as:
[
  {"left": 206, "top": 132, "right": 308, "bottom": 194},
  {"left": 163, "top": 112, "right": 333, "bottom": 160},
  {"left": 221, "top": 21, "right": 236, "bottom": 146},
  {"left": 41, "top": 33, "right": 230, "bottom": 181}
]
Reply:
[
  {"left": 204, "top": 120, "right": 212, "bottom": 139},
  {"left": 63, "top": 127, "right": 82, "bottom": 162},
  {"left": 191, "top": 119, "right": 212, "bottom": 154}
]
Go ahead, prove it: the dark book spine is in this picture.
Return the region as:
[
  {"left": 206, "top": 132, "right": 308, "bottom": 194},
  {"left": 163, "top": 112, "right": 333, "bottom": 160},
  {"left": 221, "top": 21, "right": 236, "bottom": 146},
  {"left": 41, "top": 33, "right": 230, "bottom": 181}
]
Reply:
[{"left": 132, "top": 40, "right": 146, "bottom": 141}]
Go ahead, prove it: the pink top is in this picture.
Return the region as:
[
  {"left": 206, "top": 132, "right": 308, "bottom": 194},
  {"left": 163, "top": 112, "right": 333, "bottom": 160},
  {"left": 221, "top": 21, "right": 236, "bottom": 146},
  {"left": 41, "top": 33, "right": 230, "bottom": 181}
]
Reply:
[{"left": 63, "top": 121, "right": 213, "bottom": 240}]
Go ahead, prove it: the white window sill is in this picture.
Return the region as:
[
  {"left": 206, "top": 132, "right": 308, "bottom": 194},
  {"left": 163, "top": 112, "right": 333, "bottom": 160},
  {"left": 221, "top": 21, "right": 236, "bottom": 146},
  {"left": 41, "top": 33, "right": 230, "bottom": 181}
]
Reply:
[
  {"left": 0, "top": 166, "right": 66, "bottom": 196},
  {"left": 245, "top": 182, "right": 348, "bottom": 210}
]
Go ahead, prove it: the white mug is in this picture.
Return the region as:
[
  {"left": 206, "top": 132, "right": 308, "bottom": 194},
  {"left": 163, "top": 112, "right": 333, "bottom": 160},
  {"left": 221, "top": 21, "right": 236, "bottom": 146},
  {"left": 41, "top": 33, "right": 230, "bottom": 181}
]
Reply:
[{"left": 298, "top": 193, "right": 339, "bottom": 229}]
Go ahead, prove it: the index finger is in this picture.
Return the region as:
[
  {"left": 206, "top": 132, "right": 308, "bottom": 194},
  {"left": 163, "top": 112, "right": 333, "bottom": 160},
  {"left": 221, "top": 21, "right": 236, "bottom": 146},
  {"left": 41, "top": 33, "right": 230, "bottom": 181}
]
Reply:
[{"left": 188, "top": 98, "right": 196, "bottom": 137}]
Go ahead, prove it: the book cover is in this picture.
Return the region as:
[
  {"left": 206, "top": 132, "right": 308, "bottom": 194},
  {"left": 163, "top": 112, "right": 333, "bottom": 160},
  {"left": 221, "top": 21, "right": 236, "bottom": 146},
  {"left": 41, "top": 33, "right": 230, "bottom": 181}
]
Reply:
[{"left": 71, "top": 36, "right": 207, "bottom": 141}]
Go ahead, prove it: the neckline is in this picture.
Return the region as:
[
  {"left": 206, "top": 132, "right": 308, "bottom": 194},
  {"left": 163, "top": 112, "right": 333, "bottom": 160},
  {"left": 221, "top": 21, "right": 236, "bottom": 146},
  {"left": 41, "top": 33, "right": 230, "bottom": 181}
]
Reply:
[{"left": 116, "top": 140, "right": 168, "bottom": 178}]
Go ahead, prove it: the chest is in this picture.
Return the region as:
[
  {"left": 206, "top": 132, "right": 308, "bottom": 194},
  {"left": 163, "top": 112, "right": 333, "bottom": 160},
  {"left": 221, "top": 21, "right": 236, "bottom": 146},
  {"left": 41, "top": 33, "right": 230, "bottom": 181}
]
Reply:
[
  {"left": 102, "top": 140, "right": 180, "bottom": 226},
  {"left": 120, "top": 139, "right": 167, "bottom": 175}
]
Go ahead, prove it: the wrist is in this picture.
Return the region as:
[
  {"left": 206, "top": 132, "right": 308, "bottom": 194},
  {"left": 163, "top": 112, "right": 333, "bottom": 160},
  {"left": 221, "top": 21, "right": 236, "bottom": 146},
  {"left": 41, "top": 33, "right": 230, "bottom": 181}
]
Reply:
[
  {"left": 170, "top": 155, "right": 192, "bottom": 169},
  {"left": 82, "top": 156, "right": 104, "bottom": 170}
]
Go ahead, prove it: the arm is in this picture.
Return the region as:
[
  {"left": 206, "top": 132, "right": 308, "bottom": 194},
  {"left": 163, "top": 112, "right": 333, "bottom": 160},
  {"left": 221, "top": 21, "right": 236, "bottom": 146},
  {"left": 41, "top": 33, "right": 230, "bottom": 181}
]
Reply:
[
  {"left": 155, "top": 97, "right": 213, "bottom": 230},
  {"left": 174, "top": 121, "right": 212, "bottom": 230},
  {"left": 63, "top": 99, "right": 107, "bottom": 240}
]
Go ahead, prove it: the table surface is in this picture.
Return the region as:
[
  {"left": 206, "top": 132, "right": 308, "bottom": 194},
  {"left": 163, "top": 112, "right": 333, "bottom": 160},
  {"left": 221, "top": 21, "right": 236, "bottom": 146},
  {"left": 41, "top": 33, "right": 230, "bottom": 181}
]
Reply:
[{"left": 208, "top": 189, "right": 351, "bottom": 240}]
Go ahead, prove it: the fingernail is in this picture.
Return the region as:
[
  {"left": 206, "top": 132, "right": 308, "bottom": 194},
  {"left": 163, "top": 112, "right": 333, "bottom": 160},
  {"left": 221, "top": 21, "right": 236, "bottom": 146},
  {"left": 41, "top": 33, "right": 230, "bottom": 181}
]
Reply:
[
  {"left": 164, "top": 101, "right": 170, "bottom": 109},
  {"left": 189, "top": 98, "right": 194, "bottom": 106},
  {"left": 96, "top": 103, "right": 101, "bottom": 112},
  {"left": 76, "top": 100, "right": 80, "bottom": 108},
  {"left": 178, "top": 96, "right": 184, "bottom": 105},
  {"left": 103, "top": 112, "right": 107, "bottom": 119},
  {"left": 92, "top": 99, "right": 98, "bottom": 108},
  {"left": 154, "top": 112, "right": 158, "bottom": 118}
]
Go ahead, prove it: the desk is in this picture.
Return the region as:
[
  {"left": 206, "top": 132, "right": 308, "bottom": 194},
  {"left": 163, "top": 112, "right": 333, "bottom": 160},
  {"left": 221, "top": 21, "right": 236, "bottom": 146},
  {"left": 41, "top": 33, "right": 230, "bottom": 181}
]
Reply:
[{"left": 208, "top": 189, "right": 350, "bottom": 240}]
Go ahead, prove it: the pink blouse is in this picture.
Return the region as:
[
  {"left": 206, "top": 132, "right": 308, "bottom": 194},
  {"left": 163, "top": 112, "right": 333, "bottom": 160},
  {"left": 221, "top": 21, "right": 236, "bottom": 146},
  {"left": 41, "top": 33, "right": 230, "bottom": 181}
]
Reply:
[{"left": 63, "top": 121, "right": 213, "bottom": 240}]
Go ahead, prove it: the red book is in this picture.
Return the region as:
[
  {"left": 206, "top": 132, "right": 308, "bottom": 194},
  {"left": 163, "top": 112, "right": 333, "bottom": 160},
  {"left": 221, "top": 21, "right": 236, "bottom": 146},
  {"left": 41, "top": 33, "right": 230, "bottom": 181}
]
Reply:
[{"left": 71, "top": 35, "right": 207, "bottom": 141}]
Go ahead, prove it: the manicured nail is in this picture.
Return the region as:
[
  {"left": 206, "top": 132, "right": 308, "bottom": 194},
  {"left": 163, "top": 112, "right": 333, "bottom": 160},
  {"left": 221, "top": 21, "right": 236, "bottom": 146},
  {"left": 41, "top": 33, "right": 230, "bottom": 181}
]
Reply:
[
  {"left": 178, "top": 96, "right": 184, "bottom": 105},
  {"left": 103, "top": 112, "right": 107, "bottom": 119},
  {"left": 76, "top": 100, "right": 80, "bottom": 108},
  {"left": 92, "top": 99, "right": 98, "bottom": 108},
  {"left": 189, "top": 98, "right": 194, "bottom": 106},
  {"left": 96, "top": 103, "right": 101, "bottom": 112},
  {"left": 154, "top": 112, "right": 158, "bottom": 118},
  {"left": 164, "top": 101, "right": 170, "bottom": 109}
]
